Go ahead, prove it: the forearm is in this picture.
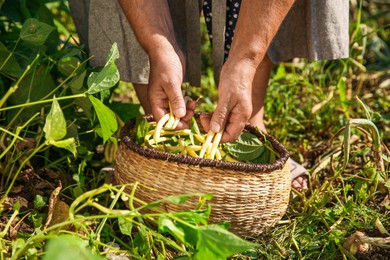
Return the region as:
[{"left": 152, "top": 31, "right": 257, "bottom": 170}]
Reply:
[
  {"left": 118, "top": 0, "right": 180, "bottom": 56},
  {"left": 227, "top": 0, "right": 295, "bottom": 67}
]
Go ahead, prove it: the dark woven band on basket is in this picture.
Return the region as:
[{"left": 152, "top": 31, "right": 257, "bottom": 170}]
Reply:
[{"left": 120, "top": 113, "right": 290, "bottom": 173}]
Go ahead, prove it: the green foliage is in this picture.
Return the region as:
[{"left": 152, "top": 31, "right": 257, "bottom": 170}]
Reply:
[
  {"left": 87, "top": 43, "right": 120, "bottom": 95},
  {"left": 224, "top": 132, "right": 277, "bottom": 164},
  {"left": 88, "top": 95, "right": 118, "bottom": 144},
  {"left": 44, "top": 96, "right": 67, "bottom": 141},
  {"left": 20, "top": 18, "right": 56, "bottom": 46},
  {"left": 43, "top": 235, "right": 104, "bottom": 260},
  {"left": 0, "top": 0, "right": 389, "bottom": 259}
]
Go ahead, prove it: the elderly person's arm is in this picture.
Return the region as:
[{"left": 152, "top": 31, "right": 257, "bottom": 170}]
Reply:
[
  {"left": 118, "top": 0, "right": 187, "bottom": 121},
  {"left": 208, "top": 0, "right": 295, "bottom": 142}
]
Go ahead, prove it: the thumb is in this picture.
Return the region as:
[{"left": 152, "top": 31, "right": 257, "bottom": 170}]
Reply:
[
  {"left": 209, "top": 104, "right": 229, "bottom": 133},
  {"left": 165, "top": 86, "right": 186, "bottom": 118}
]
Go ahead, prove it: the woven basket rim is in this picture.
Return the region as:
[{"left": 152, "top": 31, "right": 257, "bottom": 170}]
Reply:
[{"left": 120, "top": 113, "right": 290, "bottom": 173}]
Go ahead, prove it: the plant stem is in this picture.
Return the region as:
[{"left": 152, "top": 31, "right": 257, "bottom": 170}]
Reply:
[
  {"left": 95, "top": 185, "right": 126, "bottom": 241},
  {"left": 0, "top": 113, "right": 39, "bottom": 160},
  {"left": 0, "top": 38, "right": 20, "bottom": 71},
  {"left": 344, "top": 119, "right": 384, "bottom": 172},
  {"left": 0, "top": 127, "right": 24, "bottom": 141},
  {"left": 0, "top": 207, "right": 19, "bottom": 238},
  {"left": 69, "top": 184, "right": 112, "bottom": 220},
  {"left": 42, "top": 59, "right": 90, "bottom": 100},
  {"left": 0, "top": 93, "right": 87, "bottom": 112},
  {"left": 0, "top": 54, "right": 39, "bottom": 109},
  {"left": 0, "top": 142, "right": 46, "bottom": 213}
]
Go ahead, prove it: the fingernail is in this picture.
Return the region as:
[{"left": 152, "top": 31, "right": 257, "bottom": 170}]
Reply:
[
  {"left": 210, "top": 122, "right": 220, "bottom": 133},
  {"left": 176, "top": 108, "right": 185, "bottom": 118}
]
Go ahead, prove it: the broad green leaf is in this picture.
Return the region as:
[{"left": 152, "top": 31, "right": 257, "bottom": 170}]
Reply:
[
  {"left": 118, "top": 216, "right": 133, "bottom": 236},
  {"left": 7, "top": 64, "right": 56, "bottom": 123},
  {"left": 104, "top": 42, "right": 120, "bottom": 66},
  {"left": 224, "top": 133, "right": 265, "bottom": 161},
  {"left": 51, "top": 138, "right": 77, "bottom": 157},
  {"left": 70, "top": 71, "right": 87, "bottom": 91},
  {"left": 43, "top": 235, "right": 104, "bottom": 260},
  {"left": 176, "top": 221, "right": 199, "bottom": 246},
  {"left": 158, "top": 216, "right": 185, "bottom": 243},
  {"left": 135, "top": 117, "right": 153, "bottom": 145},
  {"left": 0, "top": 42, "right": 23, "bottom": 78},
  {"left": 20, "top": 18, "right": 56, "bottom": 46},
  {"left": 44, "top": 96, "right": 67, "bottom": 141},
  {"left": 110, "top": 101, "right": 141, "bottom": 122},
  {"left": 194, "top": 225, "right": 257, "bottom": 259},
  {"left": 87, "top": 43, "right": 120, "bottom": 94},
  {"left": 87, "top": 62, "right": 119, "bottom": 94},
  {"left": 133, "top": 226, "right": 150, "bottom": 255},
  {"left": 69, "top": 71, "right": 93, "bottom": 118},
  {"left": 88, "top": 95, "right": 118, "bottom": 144}
]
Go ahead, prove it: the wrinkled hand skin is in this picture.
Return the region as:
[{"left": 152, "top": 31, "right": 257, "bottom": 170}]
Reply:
[
  {"left": 147, "top": 48, "right": 197, "bottom": 130},
  {"left": 201, "top": 60, "right": 256, "bottom": 143},
  {"left": 148, "top": 48, "right": 186, "bottom": 122}
]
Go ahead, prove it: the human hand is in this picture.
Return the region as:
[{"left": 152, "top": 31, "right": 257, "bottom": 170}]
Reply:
[
  {"left": 148, "top": 47, "right": 189, "bottom": 124},
  {"left": 200, "top": 60, "right": 257, "bottom": 142}
]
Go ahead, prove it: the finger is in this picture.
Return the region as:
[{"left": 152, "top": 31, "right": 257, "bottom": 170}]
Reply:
[
  {"left": 199, "top": 113, "right": 212, "bottom": 132},
  {"left": 177, "top": 100, "right": 197, "bottom": 129},
  {"left": 220, "top": 107, "right": 249, "bottom": 143},
  {"left": 221, "top": 121, "right": 246, "bottom": 143},
  {"left": 209, "top": 103, "right": 229, "bottom": 133},
  {"left": 165, "top": 85, "right": 186, "bottom": 118},
  {"left": 149, "top": 90, "right": 169, "bottom": 122}
]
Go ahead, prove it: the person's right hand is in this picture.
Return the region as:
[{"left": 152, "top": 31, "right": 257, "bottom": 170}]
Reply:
[
  {"left": 200, "top": 59, "right": 256, "bottom": 143},
  {"left": 147, "top": 47, "right": 187, "bottom": 123}
]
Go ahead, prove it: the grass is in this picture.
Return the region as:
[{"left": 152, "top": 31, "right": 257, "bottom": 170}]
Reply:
[{"left": 0, "top": 0, "right": 389, "bottom": 259}]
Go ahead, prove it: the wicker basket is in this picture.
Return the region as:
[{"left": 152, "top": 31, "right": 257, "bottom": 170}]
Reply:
[{"left": 115, "top": 114, "right": 291, "bottom": 237}]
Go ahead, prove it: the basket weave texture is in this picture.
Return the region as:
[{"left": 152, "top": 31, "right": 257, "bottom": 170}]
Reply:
[{"left": 115, "top": 115, "right": 291, "bottom": 237}]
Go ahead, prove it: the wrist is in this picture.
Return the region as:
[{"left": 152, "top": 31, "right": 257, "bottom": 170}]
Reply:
[
  {"left": 223, "top": 57, "right": 258, "bottom": 79},
  {"left": 226, "top": 44, "right": 265, "bottom": 69}
]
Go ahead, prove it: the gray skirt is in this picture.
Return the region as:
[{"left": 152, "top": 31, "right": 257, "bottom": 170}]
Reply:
[{"left": 69, "top": 0, "right": 349, "bottom": 87}]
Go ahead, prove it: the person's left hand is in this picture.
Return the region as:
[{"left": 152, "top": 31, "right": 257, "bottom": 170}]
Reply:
[{"left": 200, "top": 59, "right": 257, "bottom": 142}]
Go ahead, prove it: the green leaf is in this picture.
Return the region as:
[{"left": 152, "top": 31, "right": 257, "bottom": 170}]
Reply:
[
  {"left": 87, "top": 62, "right": 119, "bottom": 94},
  {"left": 87, "top": 43, "right": 120, "bottom": 94},
  {"left": 13, "top": 201, "right": 21, "bottom": 211},
  {"left": 164, "top": 195, "right": 190, "bottom": 204},
  {"left": 158, "top": 216, "right": 185, "bottom": 243},
  {"left": 176, "top": 221, "right": 199, "bottom": 246},
  {"left": 33, "top": 195, "right": 46, "bottom": 209},
  {"left": 20, "top": 18, "right": 56, "bottom": 46},
  {"left": 104, "top": 42, "right": 120, "bottom": 66},
  {"left": 0, "top": 42, "right": 23, "bottom": 78},
  {"left": 135, "top": 117, "right": 153, "bottom": 145},
  {"left": 118, "top": 216, "right": 133, "bottom": 237},
  {"left": 7, "top": 64, "right": 56, "bottom": 123},
  {"left": 57, "top": 56, "right": 84, "bottom": 77},
  {"left": 273, "top": 64, "right": 286, "bottom": 81},
  {"left": 51, "top": 138, "right": 77, "bottom": 157},
  {"left": 194, "top": 225, "right": 257, "bottom": 259},
  {"left": 44, "top": 96, "right": 67, "bottom": 141},
  {"left": 224, "top": 133, "right": 265, "bottom": 161},
  {"left": 43, "top": 235, "right": 104, "bottom": 260},
  {"left": 110, "top": 101, "right": 141, "bottom": 122},
  {"left": 88, "top": 95, "right": 118, "bottom": 144}
]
